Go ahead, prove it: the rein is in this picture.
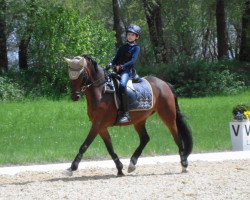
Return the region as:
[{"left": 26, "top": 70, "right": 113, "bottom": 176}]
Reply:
[
  {"left": 79, "top": 67, "right": 107, "bottom": 93},
  {"left": 81, "top": 75, "right": 105, "bottom": 92}
]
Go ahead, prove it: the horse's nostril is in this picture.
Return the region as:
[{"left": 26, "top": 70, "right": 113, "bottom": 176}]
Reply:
[
  {"left": 71, "top": 93, "right": 80, "bottom": 101},
  {"left": 76, "top": 94, "right": 81, "bottom": 100}
]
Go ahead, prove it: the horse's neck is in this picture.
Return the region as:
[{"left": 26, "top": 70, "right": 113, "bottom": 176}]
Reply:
[
  {"left": 85, "top": 66, "right": 105, "bottom": 112},
  {"left": 85, "top": 87, "right": 102, "bottom": 103}
]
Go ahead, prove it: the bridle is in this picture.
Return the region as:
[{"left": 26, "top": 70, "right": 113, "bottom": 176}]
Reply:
[{"left": 69, "top": 64, "right": 106, "bottom": 95}]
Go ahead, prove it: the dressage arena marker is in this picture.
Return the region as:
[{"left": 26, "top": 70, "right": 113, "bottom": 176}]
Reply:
[{"left": 0, "top": 151, "right": 249, "bottom": 176}]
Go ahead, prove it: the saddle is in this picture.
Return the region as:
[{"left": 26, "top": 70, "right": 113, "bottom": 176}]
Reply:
[{"left": 104, "top": 73, "right": 153, "bottom": 111}]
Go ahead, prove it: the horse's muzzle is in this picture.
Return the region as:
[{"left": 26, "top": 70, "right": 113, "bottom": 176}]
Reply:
[{"left": 71, "top": 93, "right": 81, "bottom": 101}]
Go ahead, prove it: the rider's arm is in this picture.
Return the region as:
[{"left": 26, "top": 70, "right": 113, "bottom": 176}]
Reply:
[{"left": 121, "top": 45, "right": 140, "bottom": 70}]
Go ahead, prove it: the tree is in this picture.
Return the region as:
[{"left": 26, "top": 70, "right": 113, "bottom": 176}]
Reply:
[
  {"left": 239, "top": 0, "right": 250, "bottom": 61},
  {"left": 18, "top": 0, "right": 37, "bottom": 70},
  {"left": 167, "top": 0, "right": 199, "bottom": 59},
  {"left": 216, "top": 0, "right": 228, "bottom": 59},
  {"left": 112, "top": 0, "right": 123, "bottom": 48},
  {"left": 2, "top": 0, "right": 249, "bottom": 73},
  {"left": 0, "top": 0, "right": 8, "bottom": 73},
  {"left": 200, "top": 1, "right": 215, "bottom": 61},
  {"left": 14, "top": 2, "right": 115, "bottom": 97},
  {"left": 226, "top": 0, "right": 245, "bottom": 59},
  {"left": 142, "top": 0, "right": 169, "bottom": 64}
]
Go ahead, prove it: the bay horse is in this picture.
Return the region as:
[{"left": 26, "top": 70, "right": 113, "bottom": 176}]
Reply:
[{"left": 64, "top": 55, "right": 193, "bottom": 176}]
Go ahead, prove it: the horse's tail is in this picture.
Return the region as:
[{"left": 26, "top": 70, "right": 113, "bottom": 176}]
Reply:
[{"left": 168, "top": 83, "right": 193, "bottom": 157}]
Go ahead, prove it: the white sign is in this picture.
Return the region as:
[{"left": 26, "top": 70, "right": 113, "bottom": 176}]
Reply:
[{"left": 229, "top": 121, "right": 250, "bottom": 151}]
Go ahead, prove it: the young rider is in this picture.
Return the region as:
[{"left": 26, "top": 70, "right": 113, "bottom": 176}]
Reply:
[{"left": 110, "top": 24, "right": 141, "bottom": 124}]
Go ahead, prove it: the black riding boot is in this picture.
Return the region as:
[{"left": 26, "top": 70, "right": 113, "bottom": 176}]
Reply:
[{"left": 117, "top": 91, "right": 130, "bottom": 124}]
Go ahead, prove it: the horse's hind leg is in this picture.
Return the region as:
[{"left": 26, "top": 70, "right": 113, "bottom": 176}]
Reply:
[
  {"left": 99, "top": 129, "right": 124, "bottom": 176},
  {"left": 168, "top": 123, "right": 189, "bottom": 173},
  {"left": 128, "top": 120, "right": 150, "bottom": 173},
  {"left": 157, "top": 104, "right": 188, "bottom": 173}
]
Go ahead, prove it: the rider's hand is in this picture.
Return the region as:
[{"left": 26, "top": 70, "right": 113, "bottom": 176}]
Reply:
[{"left": 114, "top": 65, "right": 122, "bottom": 73}]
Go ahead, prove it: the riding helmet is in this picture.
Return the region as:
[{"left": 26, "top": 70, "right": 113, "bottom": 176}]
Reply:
[{"left": 126, "top": 24, "right": 141, "bottom": 36}]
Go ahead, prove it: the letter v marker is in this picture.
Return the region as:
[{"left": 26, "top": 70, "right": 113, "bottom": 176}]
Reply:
[
  {"left": 245, "top": 124, "right": 250, "bottom": 136},
  {"left": 232, "top": 124, "right": 240, "bottom": 136}
]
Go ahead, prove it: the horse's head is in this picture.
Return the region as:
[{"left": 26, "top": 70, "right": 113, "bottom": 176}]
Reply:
[{"left": 64, "top": 56, "right": 89, "bottom": 101}]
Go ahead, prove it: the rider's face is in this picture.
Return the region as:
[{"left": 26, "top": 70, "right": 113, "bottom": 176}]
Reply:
[{"left": 127, "top": 32, "right": 139, "bottom": 42}]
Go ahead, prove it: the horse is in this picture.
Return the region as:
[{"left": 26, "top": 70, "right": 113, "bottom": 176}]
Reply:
[{"left": 64, "top": 55, "right": 193, "bottom": 176}]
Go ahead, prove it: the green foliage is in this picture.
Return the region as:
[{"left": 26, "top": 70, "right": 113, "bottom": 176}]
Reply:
[
  {"left": 163, "top": 0, "right": 202, "bottom": 59},
  {"left": 0, "top": 76, "right": 24, "bottom": 101},
  {"left": 29, "top": 3, "right": 115, "bottom": 67},
  {"left": 6, "top": 2, "right": 116, "bottom": 98},
  {"left": 207, "top": 69, "right": 245, "bottom": 95},
  {"left": 19, "top": 66, "right": 69, "bottom": 99},
  {"left": 138, "top": 59, "right": 246, "bottom": 97},
  {"left": 168, "top": 60, "right": 246, "bottom": 97},
  {"left": 2, "top": 0, "right": 249, "bottom": 99}
]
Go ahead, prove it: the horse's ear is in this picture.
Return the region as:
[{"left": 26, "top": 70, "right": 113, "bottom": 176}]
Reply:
[
  {"left": 79, "top": 57, "right": 87, "bottom": 67},
  {"left": 64, "top": 57, "right": 71, "bottom": 65}
]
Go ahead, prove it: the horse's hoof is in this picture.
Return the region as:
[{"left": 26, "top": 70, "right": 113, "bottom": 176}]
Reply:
[
  {"left": 117, "top": 171, "right": 125, "bottom": 177},
  {"left": 63, "top": 168, "right": 73, "bottom": 176},
  {"left": 128, "top": 162, "right": 136, "bottom": 173},
  {"left": 182, "top": 167, "right": 188, "bottom": 173}
]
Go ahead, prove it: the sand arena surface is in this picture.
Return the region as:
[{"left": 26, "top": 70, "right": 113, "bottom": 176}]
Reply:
[{"left": 0, "top": 153, "right": 250, "bottom": 200}]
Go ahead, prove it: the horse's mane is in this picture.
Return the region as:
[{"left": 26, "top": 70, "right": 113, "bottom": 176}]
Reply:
[{"left": 81, "top": 54, "right": 98, "bottom": 73}]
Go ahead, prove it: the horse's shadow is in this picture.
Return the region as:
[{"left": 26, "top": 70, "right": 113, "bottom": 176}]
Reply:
[
  {"left": 48, "top": 174, "right": 117, "bottom": 183},
  {"left": 3, "top": 170, "right": 182, "bottom": 186},
  {"left": 47, "top": 170, "right": 182, "bottom": 183},
  {"left": 3, "top": 174, "right": 116, "bottom": 186}
]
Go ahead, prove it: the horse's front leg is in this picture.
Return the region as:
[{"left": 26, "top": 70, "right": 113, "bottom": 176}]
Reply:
[
  {"left": 128, "top": 121, "right": 150, "bottom": 173},
  {"left": 64, "top": 125, "right": 98, "bottom": 176},
  {"left": 99, "top": 129, "right": 124, "bottom": 176}
]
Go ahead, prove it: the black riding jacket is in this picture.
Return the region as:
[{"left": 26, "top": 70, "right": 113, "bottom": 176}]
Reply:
[{"left": 111, "top": 43, "right": 140, "bottom": 73}]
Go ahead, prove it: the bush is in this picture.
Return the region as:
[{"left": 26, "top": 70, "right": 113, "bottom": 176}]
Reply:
[
  {"left": 0, "top": 76, "right": 25, "bottom": 101},
  {"left": 207, "top": 69, "right": 245, "bottom": 95},
  {"left": 137, "top": 59, "right": 246, "bottom": 97},
  {"left": 5, "top": 66, "right": 70, "bottom": 99}
]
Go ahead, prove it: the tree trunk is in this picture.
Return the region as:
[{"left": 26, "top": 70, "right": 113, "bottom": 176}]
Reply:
[
  {"left": 142, "top": 0, "right": 169, "bottom": 64},
  {"left": 112, "top": 0, "right": 123, "bottom": 48},
  {"left": 0, "top": 0, "right": 8, "bottom": 74},
  {"left": 202, "top": 28, "right": 210, "bottom": 59},
  {"left": 18, "top": 0, "right": 37, "bottom": 70},
  {"left": 216, "top": 0, "right": 228, "bottom": 59},
  {"left": 18, "top": 37, "right": 30, "bottom": 70},
  {"left": 239, "top": 0, "right": 250, "bottom": 61}
]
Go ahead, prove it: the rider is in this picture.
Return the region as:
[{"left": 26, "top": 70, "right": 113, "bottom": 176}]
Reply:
[{"left": 110, "top": 24, "right": 141, "bottom": 124}]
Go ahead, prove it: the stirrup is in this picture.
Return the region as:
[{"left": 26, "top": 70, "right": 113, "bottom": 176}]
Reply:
[{"left": 117, "top": 112, "right": 130, "bottom": 124}]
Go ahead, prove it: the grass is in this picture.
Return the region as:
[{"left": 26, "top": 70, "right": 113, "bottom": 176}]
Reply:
[{"left": 0, "top": 90, "right": 249, "bottom": 166}]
